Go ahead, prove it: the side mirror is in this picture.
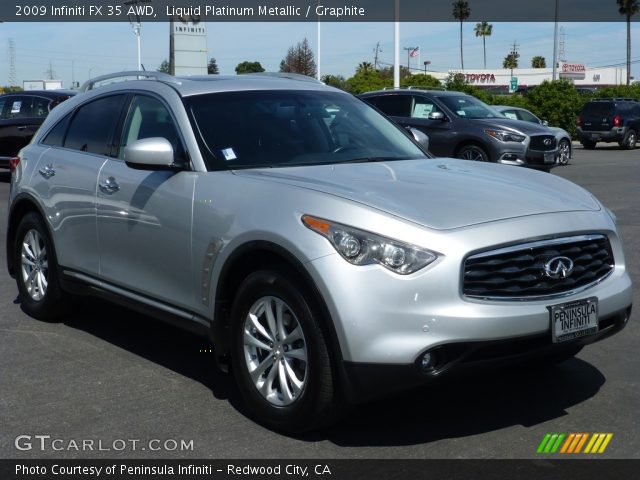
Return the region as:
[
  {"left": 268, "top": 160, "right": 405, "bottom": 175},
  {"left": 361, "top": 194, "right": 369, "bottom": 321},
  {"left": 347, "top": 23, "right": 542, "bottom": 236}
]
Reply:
[
  {"left": 124, "top": 137, "right": 176, "bottom": 170},
  {"left": 408, "top": 128, "right": 430, "bottom": 150},
  {"left": 542, "top": 120, "right": 549, "bottom": 126},
  {"left": 428, "top": 111, "right": 446, "bottom": 121}
]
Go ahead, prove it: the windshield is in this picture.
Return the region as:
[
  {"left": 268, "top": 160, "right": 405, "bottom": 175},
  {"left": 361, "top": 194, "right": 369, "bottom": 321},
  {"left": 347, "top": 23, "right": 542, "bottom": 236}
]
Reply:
[
  {"left": 438, "top": 95, "right": 502, "bottom": 119},
  {"left": 186, "top": 90, "right": 427, "bottom": 170}
]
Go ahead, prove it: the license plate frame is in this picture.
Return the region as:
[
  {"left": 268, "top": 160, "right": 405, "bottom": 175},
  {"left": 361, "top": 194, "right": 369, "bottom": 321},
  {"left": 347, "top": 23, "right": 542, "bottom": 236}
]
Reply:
[{"left": 548, "top": 297, "right": 599, "bottom": 343}]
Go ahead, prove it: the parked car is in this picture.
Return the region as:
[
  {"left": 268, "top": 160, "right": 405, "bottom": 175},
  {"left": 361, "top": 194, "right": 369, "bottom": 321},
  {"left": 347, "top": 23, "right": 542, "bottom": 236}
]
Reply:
[
  {"left": 0, "top": 90, "right": 75, "bottom": 169},
  {"left": 359, "top": 89, "right": 558, "bottom": 171},
  {"left": 6, "top": 72, "right": 632, "bottom": 432},
  {"left": 493, "top": 105, "right": 572, "bottom": 165},
  {"left": 577, "top": 98, "right": 640, "bottom": 150}
]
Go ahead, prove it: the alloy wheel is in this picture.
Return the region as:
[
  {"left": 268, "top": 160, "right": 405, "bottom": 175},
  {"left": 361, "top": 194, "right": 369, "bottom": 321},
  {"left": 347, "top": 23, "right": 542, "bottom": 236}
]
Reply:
[
  {"left": 242, "top": 296, "right": 308, "bottom": 406},
  {"left": 557, "top": 140, "right": 571, "bottom": 165},
  {"left": 459, "top": 147, "right": 488, "bottom": 162},
  {"left": 20, "top": 229, "right": 48, "bottom": 301}
]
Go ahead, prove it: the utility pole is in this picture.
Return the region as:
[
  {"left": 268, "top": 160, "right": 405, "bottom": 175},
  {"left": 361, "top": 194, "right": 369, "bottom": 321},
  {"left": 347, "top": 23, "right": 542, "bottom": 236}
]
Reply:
[
  {"left": 394, "top": 0, "right": 400, "bottom": 89},
  {"left": 509, "top": 40, "right": 520, "bottom": 79},
  {"left": 373, "top": 41, "right": 382, "bottom": 70},
  {"left": 552, "top": 0, "right": 559, "bottom": 80}
]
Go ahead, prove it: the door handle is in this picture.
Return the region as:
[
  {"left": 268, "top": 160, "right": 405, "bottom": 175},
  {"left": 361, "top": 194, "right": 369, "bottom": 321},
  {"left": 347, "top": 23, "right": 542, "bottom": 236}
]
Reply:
[
  {"left": 17, "top": 126, "right": 28, "bottom": 131},
  {"left": 98, "top": 177, "right": 120, "bottom": 194},
  {"left": 38, "top": 164, "right": 56, "bottom": 179}
]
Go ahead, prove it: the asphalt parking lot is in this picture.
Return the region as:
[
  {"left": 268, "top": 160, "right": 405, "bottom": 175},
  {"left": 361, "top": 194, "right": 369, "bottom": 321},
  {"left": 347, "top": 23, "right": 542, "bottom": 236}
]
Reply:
[{"left": 0, "top": 145, "right": 638, "bottom": 460}]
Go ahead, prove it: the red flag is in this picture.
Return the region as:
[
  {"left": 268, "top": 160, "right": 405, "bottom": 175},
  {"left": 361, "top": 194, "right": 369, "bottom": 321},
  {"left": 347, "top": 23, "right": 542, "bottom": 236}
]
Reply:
[{"left": 410, "top": 47, "right": 420, "bottom": 57}]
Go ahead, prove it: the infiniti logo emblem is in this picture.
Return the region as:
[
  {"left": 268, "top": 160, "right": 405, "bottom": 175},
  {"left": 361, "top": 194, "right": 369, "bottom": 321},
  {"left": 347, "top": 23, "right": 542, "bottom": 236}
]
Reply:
[
  {"left": 544, "top": 256, "right": 574, "bottom": 279},
  {"left": 543, "top": 138, "right": 553, "bottom": 146}
]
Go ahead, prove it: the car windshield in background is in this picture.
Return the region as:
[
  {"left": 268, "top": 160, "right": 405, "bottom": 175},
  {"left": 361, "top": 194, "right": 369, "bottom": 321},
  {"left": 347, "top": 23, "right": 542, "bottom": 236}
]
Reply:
[
  {"left": 186, "top": 90, "right": 427, "bottom": 170},
  {"left": 438, "top": 95, "right": 502, "bottom": 119}
]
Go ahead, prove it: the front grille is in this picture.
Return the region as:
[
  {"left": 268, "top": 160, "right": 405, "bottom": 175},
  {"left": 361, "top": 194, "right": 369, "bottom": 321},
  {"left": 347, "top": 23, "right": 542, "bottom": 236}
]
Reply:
[
  {"left": 529, "top": 135, "right": 557, "bottom": 151},
  {"left": 463, "top": 235, "right": 614, "bottom": 299}
]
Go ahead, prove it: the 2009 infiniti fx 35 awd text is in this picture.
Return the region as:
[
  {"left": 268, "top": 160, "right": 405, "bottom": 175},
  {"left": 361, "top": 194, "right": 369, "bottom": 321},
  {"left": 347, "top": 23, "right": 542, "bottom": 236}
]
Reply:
[{"left": 6, "top": 72, "right": 632, "bottom": 432}]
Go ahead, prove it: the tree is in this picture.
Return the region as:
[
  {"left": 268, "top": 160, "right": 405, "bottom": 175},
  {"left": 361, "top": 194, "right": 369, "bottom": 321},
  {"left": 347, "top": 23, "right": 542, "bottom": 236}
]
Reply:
[
  {"left": 356, "top": 62, "right": 375, "bottom": 75},
  {"left": 531, "top": 56, "right": 546, "bottom": 68},
  {"left": 235, "top": 61, "right": 265, "bottom": 74},
  {"left": 207, "top": 58, "right": 219, "bottom": 74},
  {"left": 617, "top": 0, "right": 639, "bottom": 85},
  {"left": 474, "top": 21, "right": 493, "bottom": 69},
  {"left": 400, "top": 74, "right": 442, "bottom": 89},
  {"left": 157, "top": 60, "right": 170, "bottom": 74},
  {"left": 503, "top": 51, "right": 519, "bottom": 69},
  {"left": 452, "top": 1, "right": 471, "bottom": 70},
  {"left": 321, "top": 74, "right": 347, "bottom": 90},
  {"left": 526, "top": 80, "right": 585, "bottom": 138},
  {"left": 279, "top": 38, "right": 317, "bottom": 77}
]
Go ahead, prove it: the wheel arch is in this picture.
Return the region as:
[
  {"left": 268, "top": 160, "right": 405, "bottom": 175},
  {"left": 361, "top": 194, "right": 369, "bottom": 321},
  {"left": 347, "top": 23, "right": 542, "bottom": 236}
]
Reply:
[
  {"left": 6, "top": 194, "right": 51, "bottom": 278},
  {"left": 454, "top": 139, "right": 491, "bottom": 160},
  {"left": 211, "top": 241, "right": 344, "bottom": 373}
]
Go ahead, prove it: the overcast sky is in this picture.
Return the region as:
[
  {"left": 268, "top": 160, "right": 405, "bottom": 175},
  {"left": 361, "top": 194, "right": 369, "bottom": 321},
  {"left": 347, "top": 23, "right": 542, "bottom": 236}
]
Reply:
[{"left": 1, "top": 21, "right": 638, "bottom": 87}]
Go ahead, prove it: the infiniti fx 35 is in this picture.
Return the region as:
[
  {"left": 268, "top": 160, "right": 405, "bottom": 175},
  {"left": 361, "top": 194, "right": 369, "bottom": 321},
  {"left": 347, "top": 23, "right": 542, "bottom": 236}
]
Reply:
[{"left": 6, "top": 72, "right": 633, "bottom": 432}]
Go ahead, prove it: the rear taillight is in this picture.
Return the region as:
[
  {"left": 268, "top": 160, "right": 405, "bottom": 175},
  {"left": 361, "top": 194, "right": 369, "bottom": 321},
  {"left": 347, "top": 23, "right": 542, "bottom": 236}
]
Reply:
[
  {"left": 613, "top": 115, "right": 621, "bottom": 127},
  {"left": 9, "top": 156, "right": 20, "bottom": 172},
  {"left": 576, "top": 116, "right": 582, "bottom": 126}
]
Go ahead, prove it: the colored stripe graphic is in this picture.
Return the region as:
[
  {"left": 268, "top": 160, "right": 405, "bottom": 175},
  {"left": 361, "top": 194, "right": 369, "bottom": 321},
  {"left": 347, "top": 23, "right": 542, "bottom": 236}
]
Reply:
[{"left": 539, "top": 433, "right": 613, "bottom": 454}]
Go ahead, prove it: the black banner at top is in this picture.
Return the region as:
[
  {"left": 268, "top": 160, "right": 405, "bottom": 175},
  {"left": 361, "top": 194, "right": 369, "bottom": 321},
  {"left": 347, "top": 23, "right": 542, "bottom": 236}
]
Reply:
[{"left": 2, "top": 0, "right": 640, "bottom": 23}]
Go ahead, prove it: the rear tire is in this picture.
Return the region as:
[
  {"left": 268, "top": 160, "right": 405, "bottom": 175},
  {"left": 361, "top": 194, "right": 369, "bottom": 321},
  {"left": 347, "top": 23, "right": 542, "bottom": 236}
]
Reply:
[
  {"left": 581, "top": 140, "right": 597, "bottom": 150},
  {"left": 14, "top": 212, "right": 67, "bottom": 321},
  {"left": 229, "top": 269, "right": 340, "bottom": 432},
  {"left": 619, "top": 129, "right": 637, "bottom": 150}
]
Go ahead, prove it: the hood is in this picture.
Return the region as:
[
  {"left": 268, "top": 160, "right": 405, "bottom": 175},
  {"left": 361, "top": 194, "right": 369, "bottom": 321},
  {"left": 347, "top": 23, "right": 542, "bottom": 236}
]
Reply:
[
  {"left": 470, "top": 117, "right": 553, "bottom": 135},
  {"left": 233, "top": 159, "right": 600, "bottom": 230}
]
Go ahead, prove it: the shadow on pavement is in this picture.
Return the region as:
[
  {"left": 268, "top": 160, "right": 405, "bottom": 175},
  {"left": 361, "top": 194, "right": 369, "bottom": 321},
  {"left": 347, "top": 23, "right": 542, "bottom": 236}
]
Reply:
[{"left": 62, "top": 297, "right": 606, "bottom": 447}]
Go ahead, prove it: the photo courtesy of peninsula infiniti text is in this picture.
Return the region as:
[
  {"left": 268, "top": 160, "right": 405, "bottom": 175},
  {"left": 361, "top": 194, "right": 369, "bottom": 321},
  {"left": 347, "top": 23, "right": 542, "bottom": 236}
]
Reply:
[{"left": 5, "top": 72, "right": 633, "bottom": 432}]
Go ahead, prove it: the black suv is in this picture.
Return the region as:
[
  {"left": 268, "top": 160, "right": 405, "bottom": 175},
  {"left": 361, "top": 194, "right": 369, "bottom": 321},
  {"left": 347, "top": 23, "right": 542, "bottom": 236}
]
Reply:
[
  {"left": 577, "top": 98, "right": 640, "bottom": 150},
  {"left": 0, "top": 90, "right": 75, "bottom": 169},
  {"left": 359, "top": 89, "right": 558, "bottom": 171}
]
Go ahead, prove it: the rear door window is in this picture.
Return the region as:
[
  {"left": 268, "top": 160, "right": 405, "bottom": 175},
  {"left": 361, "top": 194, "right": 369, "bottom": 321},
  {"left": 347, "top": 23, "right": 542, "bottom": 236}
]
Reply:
[
  {"left": 373, "top": 95, "right": 412, "bottom": 117},
  {"left": 64, "top": 95, "right": 126, "bottom": 155}
]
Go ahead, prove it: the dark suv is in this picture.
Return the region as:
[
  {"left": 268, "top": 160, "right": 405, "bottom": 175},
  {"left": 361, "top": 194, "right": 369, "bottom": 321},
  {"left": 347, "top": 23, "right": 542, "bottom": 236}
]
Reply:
[
  {"left": 577, "top": 98, "right": 640, "bottom": 150},
  {"left": 0, "top": 90, "right": 75, "bottom": 169},
  {"left": 359, "top": 89, "right": 558, "bottom": 171}
]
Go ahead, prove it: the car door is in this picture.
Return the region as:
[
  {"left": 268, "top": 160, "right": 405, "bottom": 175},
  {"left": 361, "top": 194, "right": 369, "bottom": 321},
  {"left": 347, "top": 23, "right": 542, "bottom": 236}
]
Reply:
[
  {"left": 0, "top": 95, "right": 47, "bottom": 160},
  {"left": 96, "top": 94, "right": 196, "bottom": 311},
  {"left": 32, "top": 94, "right": 128, "bottom": 276},
  {"left": 405, "top": 95, "right": 453, "bottom": 156}
]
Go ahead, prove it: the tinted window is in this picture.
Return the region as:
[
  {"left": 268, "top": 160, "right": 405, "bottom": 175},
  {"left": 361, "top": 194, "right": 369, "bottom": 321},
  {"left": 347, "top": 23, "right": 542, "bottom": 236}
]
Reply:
[
  {"left": 582, "top": 102, "right": 613, "bottom": 116},
  {"left": 1, "top": 96, "right": 32, "bottom": 119},
  {"left": 373, "top": 95, "right": 412, "bottom": 117},
  {"left": 42, "top": 114, "right": 72, "bottom": 147},
  {"left": 187, "top": 90, "right": 426, "bottom": 170},
  {"left": 0, "top": 98, "right": 6, "bottom": 118},
  {"left": 64, "top": 95, "right": 125, "bottom": 155},
  {"left": 31, "top": 97, "right": 51, "bottom": 117},
  {"left": 119, "top": 95, "right": 185, "bottom": 162}
]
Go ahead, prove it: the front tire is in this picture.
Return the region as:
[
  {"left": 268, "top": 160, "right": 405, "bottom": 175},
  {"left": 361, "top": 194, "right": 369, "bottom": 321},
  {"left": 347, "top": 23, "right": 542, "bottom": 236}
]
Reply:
[
  {"left": 557, "top": 139, "right": 571, "bottom": 165},
  {"left": 229, "top": 269, "right": 339, "bottom": 432},
  {"left": 14, "top": 212, "right": 67, "bottom": 321},
  {"left": 457, "top": 144, "right": 490, "bottom": 162}
]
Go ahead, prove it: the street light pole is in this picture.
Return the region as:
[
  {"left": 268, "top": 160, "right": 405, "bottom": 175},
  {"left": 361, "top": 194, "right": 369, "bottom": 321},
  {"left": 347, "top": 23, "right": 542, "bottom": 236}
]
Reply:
[
  {"left": 394, "top": 0, "right": 400, "bottom": 89},
  {"left": 552, "top": 0, "right": 559, "bottom": 81}
]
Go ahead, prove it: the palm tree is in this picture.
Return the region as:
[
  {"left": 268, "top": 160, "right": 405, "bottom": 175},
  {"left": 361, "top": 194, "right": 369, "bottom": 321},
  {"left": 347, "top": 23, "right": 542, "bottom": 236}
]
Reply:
[
  {"left": 617, "top": 0, "right": 639, "bottom": 85},
  {"left": 452, "top": 1, "right": 471, "bottom": 70},
  {"left": 474, "top": 21, "right": 493, "bottom": 69}
]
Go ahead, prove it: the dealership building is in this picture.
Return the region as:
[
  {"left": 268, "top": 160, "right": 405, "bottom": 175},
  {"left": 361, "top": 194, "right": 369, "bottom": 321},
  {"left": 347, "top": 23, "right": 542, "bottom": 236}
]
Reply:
[{"left": 427, "top": 63, "right": 629, "bottom": 91}]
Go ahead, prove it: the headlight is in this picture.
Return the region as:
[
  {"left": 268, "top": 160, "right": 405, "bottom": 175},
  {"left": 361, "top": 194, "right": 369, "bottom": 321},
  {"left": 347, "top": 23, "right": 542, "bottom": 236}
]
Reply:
[
  {"left": 484, "top": 128, "right": 526, "bottom": 143},
  {"left": 302, "top": 215, "right": 438, "bottom": 275}
]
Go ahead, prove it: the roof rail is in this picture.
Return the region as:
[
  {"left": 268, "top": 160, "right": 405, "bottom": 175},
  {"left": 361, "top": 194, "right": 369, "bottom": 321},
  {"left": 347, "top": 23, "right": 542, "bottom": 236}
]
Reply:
[
  {"left": 246, "top": 72, "right": 323, "bottom": 84},
  {"left": 382, "top": 86, "right": 445, "bottom": 91},
  {"left": 592, "top": 97, "right": 639, "bottom": 102},
  {"left": 79, "top": 71, "right": 182, "bottom": 93}
]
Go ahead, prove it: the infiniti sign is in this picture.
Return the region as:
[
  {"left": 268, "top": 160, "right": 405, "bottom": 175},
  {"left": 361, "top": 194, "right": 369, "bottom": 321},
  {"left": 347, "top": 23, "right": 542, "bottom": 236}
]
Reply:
[{"left": 544, "top": 256, "right": 574, "bottom": 279}]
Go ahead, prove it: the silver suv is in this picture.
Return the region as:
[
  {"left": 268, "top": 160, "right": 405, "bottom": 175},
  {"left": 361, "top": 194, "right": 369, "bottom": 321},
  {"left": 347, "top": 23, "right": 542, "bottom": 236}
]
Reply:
[{"left": 6, "top": 72, "right": 633, "bottom": 432}]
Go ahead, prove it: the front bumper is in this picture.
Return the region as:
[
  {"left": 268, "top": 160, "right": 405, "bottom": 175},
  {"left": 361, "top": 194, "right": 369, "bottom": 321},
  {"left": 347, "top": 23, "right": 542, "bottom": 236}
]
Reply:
[{"left": 341, "top": 305, "right": 631, "bottom": 402}]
